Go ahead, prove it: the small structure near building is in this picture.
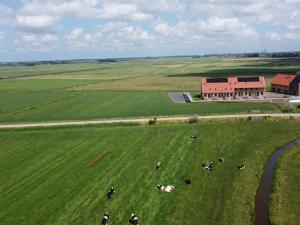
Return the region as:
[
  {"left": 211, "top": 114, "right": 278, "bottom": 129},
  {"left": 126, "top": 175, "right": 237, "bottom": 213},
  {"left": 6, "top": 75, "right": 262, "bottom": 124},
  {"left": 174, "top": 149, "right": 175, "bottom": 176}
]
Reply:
[
  {"left": 201, "top": 76, "right": 266, "bottom": 100},
  {"left": 271, "top": 74, "right": 300, "bottom": 96},
  {"left": 183, "top": 92, "right": 193, "bottom": 103}
]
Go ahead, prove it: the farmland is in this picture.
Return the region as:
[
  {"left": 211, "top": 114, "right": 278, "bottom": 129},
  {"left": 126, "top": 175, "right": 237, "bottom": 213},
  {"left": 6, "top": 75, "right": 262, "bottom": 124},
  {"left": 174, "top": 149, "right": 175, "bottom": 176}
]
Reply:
[
  {"left": 270, "top": 145, "right": 300, "bottom": 225},
  {"left": 2, "top": 57, "right": 300, "bottom": 123},
  {"left": 1, "top": 57, "right": 300, "bottom": 225},
  {"left": 1, "top": 121, "right": 300, "bottom": 225},
  {"left": 0, "top": 91, "right": 277, "bottom": 123}
]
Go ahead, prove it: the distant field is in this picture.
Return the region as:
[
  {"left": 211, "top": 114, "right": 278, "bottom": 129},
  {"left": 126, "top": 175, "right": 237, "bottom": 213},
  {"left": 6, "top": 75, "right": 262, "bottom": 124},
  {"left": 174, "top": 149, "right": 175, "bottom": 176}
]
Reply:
[
  {"left": 0, "top": 91, "right": 278, "bottom": 123},
  {"left": 0, "top": 57, "right": 299, "bottom": 123},
  {"left": 1, "top": 121, "right": 300, "bottom": 225},
  {"left": 270, "top": 145, "right": 300, "bottom": 225},
  {"left": 2, "top": 57, "right": 300, "bottom": 91}
]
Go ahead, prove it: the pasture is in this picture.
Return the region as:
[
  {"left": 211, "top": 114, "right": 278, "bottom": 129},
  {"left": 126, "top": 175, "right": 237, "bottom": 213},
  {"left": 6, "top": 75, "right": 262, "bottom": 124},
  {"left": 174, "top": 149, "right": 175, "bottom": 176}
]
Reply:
[
  {"left": 2, "top": 57, "right": 299, "bottom": 122},
  {"left": 270, "top": 145, "right": 300, "bottom": 225},
  {"left": 0, "top": 91, "right": 277, "bottom": 123},
  {"left": 1, "top": 121, "right": 300, "bottom": 225},
  {"left": 2, "top": 58, "right": 300, "bottom": 90}
]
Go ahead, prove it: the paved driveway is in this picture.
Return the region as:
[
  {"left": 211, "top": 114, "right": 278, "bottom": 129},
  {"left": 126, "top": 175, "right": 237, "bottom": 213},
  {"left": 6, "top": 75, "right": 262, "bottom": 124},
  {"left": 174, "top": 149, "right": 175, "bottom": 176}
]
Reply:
[{"left": 168, "top": 92, "right": 187, "bottom": 103}]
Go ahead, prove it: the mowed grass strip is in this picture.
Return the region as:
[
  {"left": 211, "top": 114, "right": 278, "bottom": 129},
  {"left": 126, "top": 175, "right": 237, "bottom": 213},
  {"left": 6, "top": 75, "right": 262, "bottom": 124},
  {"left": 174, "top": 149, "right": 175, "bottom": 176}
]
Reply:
[
  {"left": 270, "top": 146, "right": 300, "bottom": 225},
  {"left": 0, "top": 79, "right": 103, "bottom": 91},
  {"left": 87, "top": 151, "right": 109, "bottom": 168},
  {"left": 1, "top": 121, "right": 300, "bottom": 225},
  {"left": 0, "top": 91, "right": 278, "bottom": 123}
]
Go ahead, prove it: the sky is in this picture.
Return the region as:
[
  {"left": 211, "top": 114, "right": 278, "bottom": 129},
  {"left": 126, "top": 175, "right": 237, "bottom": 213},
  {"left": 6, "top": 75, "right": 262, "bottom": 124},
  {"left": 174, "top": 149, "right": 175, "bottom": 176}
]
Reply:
[{"left": 0, "top": 0, "right": 300, "bottom": 62}]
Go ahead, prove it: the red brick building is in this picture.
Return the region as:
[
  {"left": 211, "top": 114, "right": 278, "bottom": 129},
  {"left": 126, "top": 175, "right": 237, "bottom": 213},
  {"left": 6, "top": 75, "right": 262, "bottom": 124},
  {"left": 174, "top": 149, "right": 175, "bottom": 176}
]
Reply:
[
  {"left": 201, "top": 76, "right": 266, "bottom": 100},
  {"left": 271, "top": 74, "right": 300, "bottom": 96}
]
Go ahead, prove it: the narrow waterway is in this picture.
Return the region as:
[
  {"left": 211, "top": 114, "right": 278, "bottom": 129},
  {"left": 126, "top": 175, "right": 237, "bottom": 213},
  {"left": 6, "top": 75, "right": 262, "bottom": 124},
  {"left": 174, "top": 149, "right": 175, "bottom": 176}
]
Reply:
[{"left": 255, "top": 138, "right": 300, "bottom": 225}]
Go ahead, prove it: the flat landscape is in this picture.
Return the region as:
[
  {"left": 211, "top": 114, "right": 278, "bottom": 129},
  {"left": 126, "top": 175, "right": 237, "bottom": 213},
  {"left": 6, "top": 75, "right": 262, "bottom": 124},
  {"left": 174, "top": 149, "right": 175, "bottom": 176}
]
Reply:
[
  {"left": 2, "top": 1, "right": 300, "bottom": 224},
  {"left": 1, "top": 57, "right": 300, "bottom": 225},
  {"left": 2, "top": 57, "right": 300, "bottom": 123},
  {"left": 1, "top": 121, "right": 300, "bottom": 225}
]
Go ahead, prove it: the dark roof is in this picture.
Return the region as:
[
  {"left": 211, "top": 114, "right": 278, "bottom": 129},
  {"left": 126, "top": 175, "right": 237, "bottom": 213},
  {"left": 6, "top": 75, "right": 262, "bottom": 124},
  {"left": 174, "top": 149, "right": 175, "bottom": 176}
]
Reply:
[
  {"left": 237, "top": 77, "right": 260, "bottom": 82},
  {"left": 207, "top": 78, "right": 228, "bottom": 83}
]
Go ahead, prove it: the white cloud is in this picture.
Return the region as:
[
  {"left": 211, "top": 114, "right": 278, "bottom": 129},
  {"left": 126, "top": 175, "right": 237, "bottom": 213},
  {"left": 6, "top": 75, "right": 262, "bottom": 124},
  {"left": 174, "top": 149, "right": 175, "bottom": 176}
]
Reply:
[
  {"left": 16, "top": 0, "right": 153, "bottom": 33},
  {"left": 154, "top": 17, "right": 260, "bottom": 42},
  {"left": 154, "top": 21, "right": 189, "bottom": 37},
  {"left": 286, "top": 33, "right": 298, "bottom": 39},
  {"left": 41, "top": 33, "right": 59, "bottom": 42},
  {"left": 14, "top": 32, "right": 59, "bottom": 53},
  {"left": 16, "top": 15, "right": 60, "bottom": 32},
  {"left": 3, "top": 0, "right": 300, "bottom": 59},
  {"left": 20, "top": 33, "right": 36, "bottom": 42},
  {"left": 0, "top": 32, "right": 5, "bottom": 42},
  {"left": 67, "top": 28, "right": 84, "bottom": 41},
  {"left": 0, "top": 4, "right": 13, "bottom": 26},
  {"left": 141, "top": 0, "right": 185, "bottom": 13},
  {"left": 192, "top": 0, "right": 300, "bottom": 30},
  {"left": 266, "top": 32, "right": 282, "bottom": 41},
  {"left": 98, "top": 3, "right": 151, "bottom": 21},
  {"left": 66, "top": 22, "right": 155, "bottom": 50}
]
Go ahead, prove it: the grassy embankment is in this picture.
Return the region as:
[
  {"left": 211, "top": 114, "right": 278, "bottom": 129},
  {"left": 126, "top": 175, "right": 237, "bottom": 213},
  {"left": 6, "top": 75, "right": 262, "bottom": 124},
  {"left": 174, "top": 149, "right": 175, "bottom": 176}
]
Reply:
[
  {"left": 1, "top": 121, "right": 300, "bottom": 225},
  {"left": 270, "top": 145, "right": 300, "bottom": 225}
]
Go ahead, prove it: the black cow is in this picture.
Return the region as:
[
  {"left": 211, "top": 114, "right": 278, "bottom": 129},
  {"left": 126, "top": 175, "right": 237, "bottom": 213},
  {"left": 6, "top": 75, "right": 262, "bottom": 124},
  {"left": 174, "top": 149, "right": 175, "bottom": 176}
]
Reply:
[
  {"left": 129, "top": 214, "right": 139, "bottom": 225},
  {"left": 102, "top": 212, "right": 109, "bottom": 225},
  {"left": 107, "top": 187, "right": 115, "bottom": 199}
]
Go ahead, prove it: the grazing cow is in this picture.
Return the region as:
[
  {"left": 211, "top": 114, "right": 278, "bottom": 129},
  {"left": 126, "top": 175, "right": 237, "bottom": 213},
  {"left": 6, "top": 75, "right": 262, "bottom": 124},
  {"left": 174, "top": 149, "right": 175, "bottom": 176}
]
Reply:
[
  {"left": 202, "top": 161, "right": 214, "bottom": 170},
  {"left": 238, "top": 164, "right": 245, "bottom": 170},
  {"left": 191, "top": 135, "right": 197, "bottom": 139},
  {"left": 219, "top": 157, "right": 225, "bottom": 162},
  {"left": 130, "top": 214, "right": 139, "bottom": 225},
  {"left": 107, "top": 187, "right": 115, "bottom": 199},
  {"left": 155, "top": 162, "right": 161, "bottom": 170},
  {"left": 156, "top": 184, "right": 162, "bottom": 191},
  {"left": 185, "top": 179, "right": 191, "bottom": 185},
  {"left": 156, "top": 184, "right": 175, "bottom": 192},
  {"left": 102, "top": 212, "right": 109, "bottom": 225}
]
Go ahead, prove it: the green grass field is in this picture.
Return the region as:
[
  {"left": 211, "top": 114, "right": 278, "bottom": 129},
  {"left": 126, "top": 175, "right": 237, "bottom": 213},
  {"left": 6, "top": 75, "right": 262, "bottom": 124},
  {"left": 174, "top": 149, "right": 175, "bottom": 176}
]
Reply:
[
  {"left": 2, "top": 57, "right": 298, "bottom": 123},
  {"left": 1, "top": 121, "right": 300, "bottom": 225},
  {"left": 270, "top": 145, "right": 300, "bottom": 225},
  {"left": 0, "top": 91, "right": 277, "bottom": 123}
]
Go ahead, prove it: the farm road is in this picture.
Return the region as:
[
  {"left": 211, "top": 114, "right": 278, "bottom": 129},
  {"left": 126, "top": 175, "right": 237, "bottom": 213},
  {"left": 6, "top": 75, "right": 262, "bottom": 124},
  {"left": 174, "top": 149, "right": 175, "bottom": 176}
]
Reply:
[{"left": 0, "top": 113, "right": 300, "bottom": 129}]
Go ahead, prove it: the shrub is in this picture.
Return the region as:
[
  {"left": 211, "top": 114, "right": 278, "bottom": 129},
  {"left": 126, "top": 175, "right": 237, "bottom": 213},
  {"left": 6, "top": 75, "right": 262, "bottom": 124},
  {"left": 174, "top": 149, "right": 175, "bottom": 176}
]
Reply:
[
  {"left": 281, "top": 104, "right": 296, "bottom": 113},
  {"left": 188, "top": 116, "right": 199, "bottom": 124},
  {"left": 148, "top": 117, "right": 157, "bottom": 125}
]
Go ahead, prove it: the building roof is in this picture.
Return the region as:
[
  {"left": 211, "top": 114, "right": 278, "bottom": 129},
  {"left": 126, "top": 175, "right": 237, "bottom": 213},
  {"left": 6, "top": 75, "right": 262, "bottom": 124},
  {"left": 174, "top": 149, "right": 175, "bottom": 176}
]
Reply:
[
  {"left": 231, "top": 76, "right": 266, "bottom": 89},
  {"left": 201, "top": 76, "right": 265, "bottom": 94},
  {"left": 291, "top": 75, "right": 300, "bottom": 86},
  {"left": 271, "top": 74, "right": 296, "bottom": 87},
  {"left": 201, "top": 77, "right": 234, "bottom": 94}
]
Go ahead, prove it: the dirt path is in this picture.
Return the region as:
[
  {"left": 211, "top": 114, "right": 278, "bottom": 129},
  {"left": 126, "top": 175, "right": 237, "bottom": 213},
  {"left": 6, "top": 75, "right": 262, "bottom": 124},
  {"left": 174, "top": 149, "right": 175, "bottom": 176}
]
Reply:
[{"left": 0, "top": 113, "right": 300, "bottom": 129}]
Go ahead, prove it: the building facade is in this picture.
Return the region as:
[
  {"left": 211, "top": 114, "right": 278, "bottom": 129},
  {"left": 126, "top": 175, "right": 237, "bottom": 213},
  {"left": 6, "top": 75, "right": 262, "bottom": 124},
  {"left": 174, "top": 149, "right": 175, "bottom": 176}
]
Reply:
[
  {"left": 271, "top": 74, "right": 300, "bottom": 96},
  {"left": 201, "top": 76, "right": 266, "bottom": 100}
]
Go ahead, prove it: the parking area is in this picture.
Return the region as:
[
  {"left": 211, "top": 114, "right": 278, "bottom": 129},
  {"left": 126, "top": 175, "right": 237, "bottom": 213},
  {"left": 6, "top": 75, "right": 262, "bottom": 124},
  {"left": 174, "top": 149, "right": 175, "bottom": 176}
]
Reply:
[{"left": 168, "top": 92, "right": 188, "bottom": 103}]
